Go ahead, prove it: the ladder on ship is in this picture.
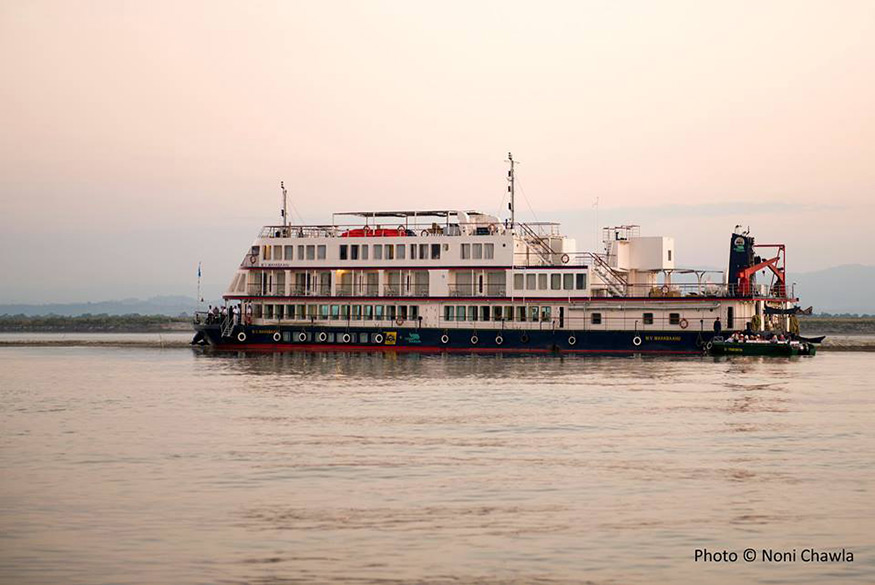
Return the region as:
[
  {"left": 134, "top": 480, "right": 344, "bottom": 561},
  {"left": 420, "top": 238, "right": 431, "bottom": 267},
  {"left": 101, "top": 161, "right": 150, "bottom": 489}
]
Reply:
[
  {"left": 517, "top": 222, "right": 557, "bottom": 265},
  {"left": 220, "top": 317, "right": 235, "bottom": 338},
  {"left": 582, "top": 252, "right": 628, "bottom": 296}
]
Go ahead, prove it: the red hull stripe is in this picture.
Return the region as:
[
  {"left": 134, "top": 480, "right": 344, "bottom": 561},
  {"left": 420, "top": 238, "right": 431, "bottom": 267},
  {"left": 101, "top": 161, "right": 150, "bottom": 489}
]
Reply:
[{"left": 209, "top": 343, "right": 698, "bottom": 355}]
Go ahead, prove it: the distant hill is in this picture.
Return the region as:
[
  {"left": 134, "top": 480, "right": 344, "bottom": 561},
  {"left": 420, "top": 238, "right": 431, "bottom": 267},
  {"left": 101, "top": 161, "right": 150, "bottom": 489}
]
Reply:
[
  {"left": 0, "top": 295, "right": 218, "bottom": 317},
  {"left": 794, "top": 264, "right": 875, "bottom": 315}
]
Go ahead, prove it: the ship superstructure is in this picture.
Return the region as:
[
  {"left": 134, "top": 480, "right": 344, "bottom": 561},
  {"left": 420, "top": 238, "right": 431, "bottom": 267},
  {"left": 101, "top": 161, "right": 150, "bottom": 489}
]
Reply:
[{"left": 193, "top": 157, "right": 806, "bottom": 355}]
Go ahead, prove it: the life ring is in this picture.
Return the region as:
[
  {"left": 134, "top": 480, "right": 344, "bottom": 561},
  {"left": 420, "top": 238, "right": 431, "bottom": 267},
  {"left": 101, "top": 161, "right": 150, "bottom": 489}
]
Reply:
[
  {"left": 661, "top": 284, "right": 670, "bottom": 294},
  {"left": 395, "top": 317, "right": 405, "bottom": 326},
  {"left": 237, "top": 331, "right": 247, "bottom": 342},
  {"left": 317, "top": 331, "right": 327, "bottom": 342},
  {"left": 374, "top": 333, "right": 384, "bottom": 344},
  {"left": 679, "top": 318, "right": 689, "bottom": 329},
  {"left": 272, "top": 332, "right": 281, "bottom": 342},
  {"left": 397, "top": 224, "right": 405, "bottom": 234},
  {"left": 420, "top": 229, "right": 428, "bottom": 237},
  {"left": 520, "top": 333, "right": 529, "bottom": 343},
  {"left": 249, "top": 254, "right": 257, "bottom": 264},
  {"left": 561, "top": 253, "right": 570, "bottom": 264},
  {"left": 495, "top": 335, "right": 504, "bottom": 345},
  {"left": 568, "top": 336, "right": 577, "bottom": 346},
  {"left": 297, "top": 332, "right": 307, "bottom": 342},
  {"left": 488, "top": 223, "right": 498, "bottom": 234},
  {"left": 705, "top": 340, "right": 713, "bottom": 351},
  {"left": 341, "top": 333, "right": 351, "bottom": 343},
  {"left": 470, "top": 335, "right": 479, "bottom": 345},
  {"left": 632, "top": 335, "right": 642, "bottom": 346},
  {"left": 440, "top": 334, "right": 449, "bottom": 344}
]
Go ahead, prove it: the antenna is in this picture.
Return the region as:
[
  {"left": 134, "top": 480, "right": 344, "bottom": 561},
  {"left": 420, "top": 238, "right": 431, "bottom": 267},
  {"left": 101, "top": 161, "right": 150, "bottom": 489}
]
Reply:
[
  {"left": 506, "top": 152, "right": 517, "bottom": 229},
  {"left": 280, "top": 181, "right": 288, "bottom": 227}
]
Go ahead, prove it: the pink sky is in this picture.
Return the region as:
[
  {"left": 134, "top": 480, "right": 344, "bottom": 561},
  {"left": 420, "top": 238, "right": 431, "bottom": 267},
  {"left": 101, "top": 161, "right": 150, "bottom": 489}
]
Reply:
[{"left": 1, "top": 1, "right": 873, "bottom": 302}]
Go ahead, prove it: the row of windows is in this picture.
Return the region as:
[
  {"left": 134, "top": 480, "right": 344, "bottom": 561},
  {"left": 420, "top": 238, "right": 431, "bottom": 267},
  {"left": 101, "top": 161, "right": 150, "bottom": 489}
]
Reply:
[
  {"left": 513, "top": 272, "right": 587, "bottom": 291},
  {"left": 258, "top": 303, "right": 420, "bottom": 321},
  {"left": 443, "top": 305, "right": 552, "bottom": 322},
  {"left": 261, "top": 242, "right": 501, "bottom": 262}
]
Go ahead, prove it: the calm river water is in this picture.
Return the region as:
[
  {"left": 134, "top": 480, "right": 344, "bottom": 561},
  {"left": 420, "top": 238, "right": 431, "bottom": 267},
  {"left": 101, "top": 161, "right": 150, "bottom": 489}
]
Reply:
[{"left": 1, "top": 341, "right": 873, "bottom": 584}]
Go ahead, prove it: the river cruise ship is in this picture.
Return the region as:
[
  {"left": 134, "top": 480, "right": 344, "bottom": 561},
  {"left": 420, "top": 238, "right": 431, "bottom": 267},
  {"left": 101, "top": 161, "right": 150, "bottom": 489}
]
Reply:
[{"left": 193, "top": 159, "right": 807, "bottom": 355}]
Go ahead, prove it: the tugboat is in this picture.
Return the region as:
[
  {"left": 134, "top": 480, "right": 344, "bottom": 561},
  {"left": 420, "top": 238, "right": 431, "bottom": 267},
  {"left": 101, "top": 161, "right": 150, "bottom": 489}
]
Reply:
[{"left": 193, "top": 155, "right": 817, "bottom": 356}]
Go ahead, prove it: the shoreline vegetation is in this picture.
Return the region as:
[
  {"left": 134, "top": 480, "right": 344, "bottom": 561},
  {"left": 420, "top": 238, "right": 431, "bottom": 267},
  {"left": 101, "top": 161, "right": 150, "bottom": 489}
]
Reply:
[{"left": 0, "top": 315, "right": 873, "bottom": 351}]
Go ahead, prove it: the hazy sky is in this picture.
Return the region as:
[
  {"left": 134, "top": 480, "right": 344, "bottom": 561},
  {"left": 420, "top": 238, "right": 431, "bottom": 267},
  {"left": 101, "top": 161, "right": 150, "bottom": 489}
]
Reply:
[{"left": 2, "top": 1, "right": 873, "bottom": 303}]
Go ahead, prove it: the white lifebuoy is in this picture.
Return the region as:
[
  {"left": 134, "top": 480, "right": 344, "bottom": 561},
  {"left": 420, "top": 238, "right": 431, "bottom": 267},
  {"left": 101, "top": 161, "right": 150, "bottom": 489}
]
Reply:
[
  {"left": 341, "top": 333, "right": 351, "bottom": 343},
  {"left": 679, "top": 318, "right": 689, "bottom": 329},
  {"left": 272, "top": 332, "right": 281, "bottom": 342},
  {"left": 297, "top": 332, "right": 307, "bottom": 342},
  {"left": 470, "top": 335, "right": 479, "bottom": 345},
  {"left": 440, "top": 334, "right": 449, "bottom": 344},
  {"left": 317, "top": 332, "right": 328, "bottom": 342},
  {"left": 374, "top": 333, "right": 384, "bottom": 343},
  {"left": 632, "top": 335, "right": 642, "bottom": 346},
  {"left": 561, "top": 253, "right": 570, "bottom": 264},
  {"left": 705, "top": 340, "right": 713, "bottom": 351},
  {"left": 568, "top": 336, "right": 577, "bottom": 346},
  {"left": 495, "top": 335, "right": 504, "bottom": 345},
  {"left": 237, "top": 331, "right": 247, "bottom": 342}
]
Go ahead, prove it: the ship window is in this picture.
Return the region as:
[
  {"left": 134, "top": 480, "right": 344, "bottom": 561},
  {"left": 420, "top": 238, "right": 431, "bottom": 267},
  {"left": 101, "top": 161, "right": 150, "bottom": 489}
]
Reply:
[
  {"left": 409, "top": 305, "right": 419, "bottom": 320},
  {"left": 445, "top": 306, "right": 455, "bottom": 321},
  {"left": 296, "top": 304, "right": 305, "bottom": 319},
  {"left": 517, "top": 306, "right": 526, "bottom": 321},
  {"left": 473, "top": 243, "right": 483, "bottom": 259},
  {"left": 263, "top": 246, "right": 271, "bottom": 260},
  {"left": 538, "top": 274, "right": 548, "bottom": 290},
  {"left": 359, "top": 332, "right": 369, "bottom": 343},
  {"left": 387, "top": 305, "right": 397, "bottom": 320},
  {"left": 591, "top": 312, "right": 602, "bottom": 325},
  {"left": 576, "top": 273, "right": 586, "bottom": 289},
  {"left": 361, "top": 245, "right": 369, "bottom": 260},
  {"left": 375, "top": 305, "right": 384, "bottom": 320},
  {"left": 529, "top": 306, "right": 539, "bottom": 322},
  {"left": 541, "top": 306, "right": 551, "bottom": 322},
  {"left": 276, "top": 305, "right": 284, "bottom": 319},
  {"left": 513, "top": 274, "right": 524, "bottom": 290},
  {"left": 373, "top": 244, "right": 383, "bottom": 259},
  {"left": 274, "top": 245, "right": 282, "bottom": 260},
  {"left": 264, "top": 304, "right": 273, "bottom": 319},
  {"left": 364, "top": 305, "right": 374, "bottom": 320},
  {"left": 643, "top": 313, "right": 654, "bottom": 325},
  {"left": 306, "top": 245, "right": 315, "bottom": 260},
  {"left": 386, "top": 244, "right": 394, "bottom": 260},
  {"left": 727, "top": 307, "right": 734, "bottom": 329},
  {"left": 284, "top": 245, "right": 293, "bottom": 260},
  {"left": 668, "top": 250, "right": 672, "bottom": 261},
  {"left": 352, "top": 305, "right": 362, "bottom": 320},
  {"left": 399, "top": 305, "right": 408, "bottom": 320},
  {"left": 251, "top": 245, "right": 260, "bottom": 257},
  {"left": 317, "top": 245, "right": 326, "bottom": 260},
  {"left": 253, "top": 304, "right": 262, "bottom": 318},
  {"left": 485, "top": 243, "right": 494, "bottom": 259},
  {"left": 469, "top": 305, "right": 478, "bottom": 321},
  {"left": 481, "top": 306, "right": 490, "bottom": 321},
  {"left": 319, "top": 305, "right": 329, "bottom": 319},
  {"left": 419, "top": 244, "right": 428, "bottom": 259},
  {"left": 297, "top": 245, "right": 304, "bottom": 259},
  {"left": 340, "top": 245, "right": 348, "bottom": 260},
  {"left": 456, "top": 306, "right": 466, "bottom": 320},
  {"left": 341, "top": 305, "right": 350, "bottom": 320},
  {"left": 410, "top": 244, "right": 417, "bottom": 259},
  {"left": 563, "top": 274, "right": 574, "bottom": 290},
  {"left": 307, "top": 304, "right": 317, "bottom": 318},
  {"left": 493, "top": 306, "right": 502, "bottom": 321},
  {"left": 351, "top": 245, "right": 359, "bottom": 260},
  {"left": 551, "top": 274, "right": 561, "bottom": 290},
  {"left": 397, "top": 245, "right": 406, "bottom": 260},
  {"left": 461, "top": 243, "right": 471, "bottom": 259},
  {"left": 431, "top": 244, "right": 441, "bottom": 259},
  {"left": 669, "top": 313, "right": 680, "bottom": 325},
  {"left": 504, "top": 306, "right": 513, "bottom": 321},
  {"left": 526, "top": 274, "right": 536, "bottom": 290}
]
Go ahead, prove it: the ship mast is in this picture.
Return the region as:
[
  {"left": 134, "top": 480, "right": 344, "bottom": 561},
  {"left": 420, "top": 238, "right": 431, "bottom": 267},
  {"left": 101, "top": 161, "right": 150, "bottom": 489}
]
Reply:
[
  {"left": 280, "top": 181, "right": 288, "bottom": 227},
  {"left": 506, "top": 152, "right": 516, "bottom": 229}
]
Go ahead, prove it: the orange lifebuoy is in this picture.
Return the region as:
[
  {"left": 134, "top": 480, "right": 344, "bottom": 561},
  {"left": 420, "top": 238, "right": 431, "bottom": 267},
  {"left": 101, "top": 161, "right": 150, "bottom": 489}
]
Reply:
[{"left": 679, "top": 318, "right": 689, "bottom": 329}]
